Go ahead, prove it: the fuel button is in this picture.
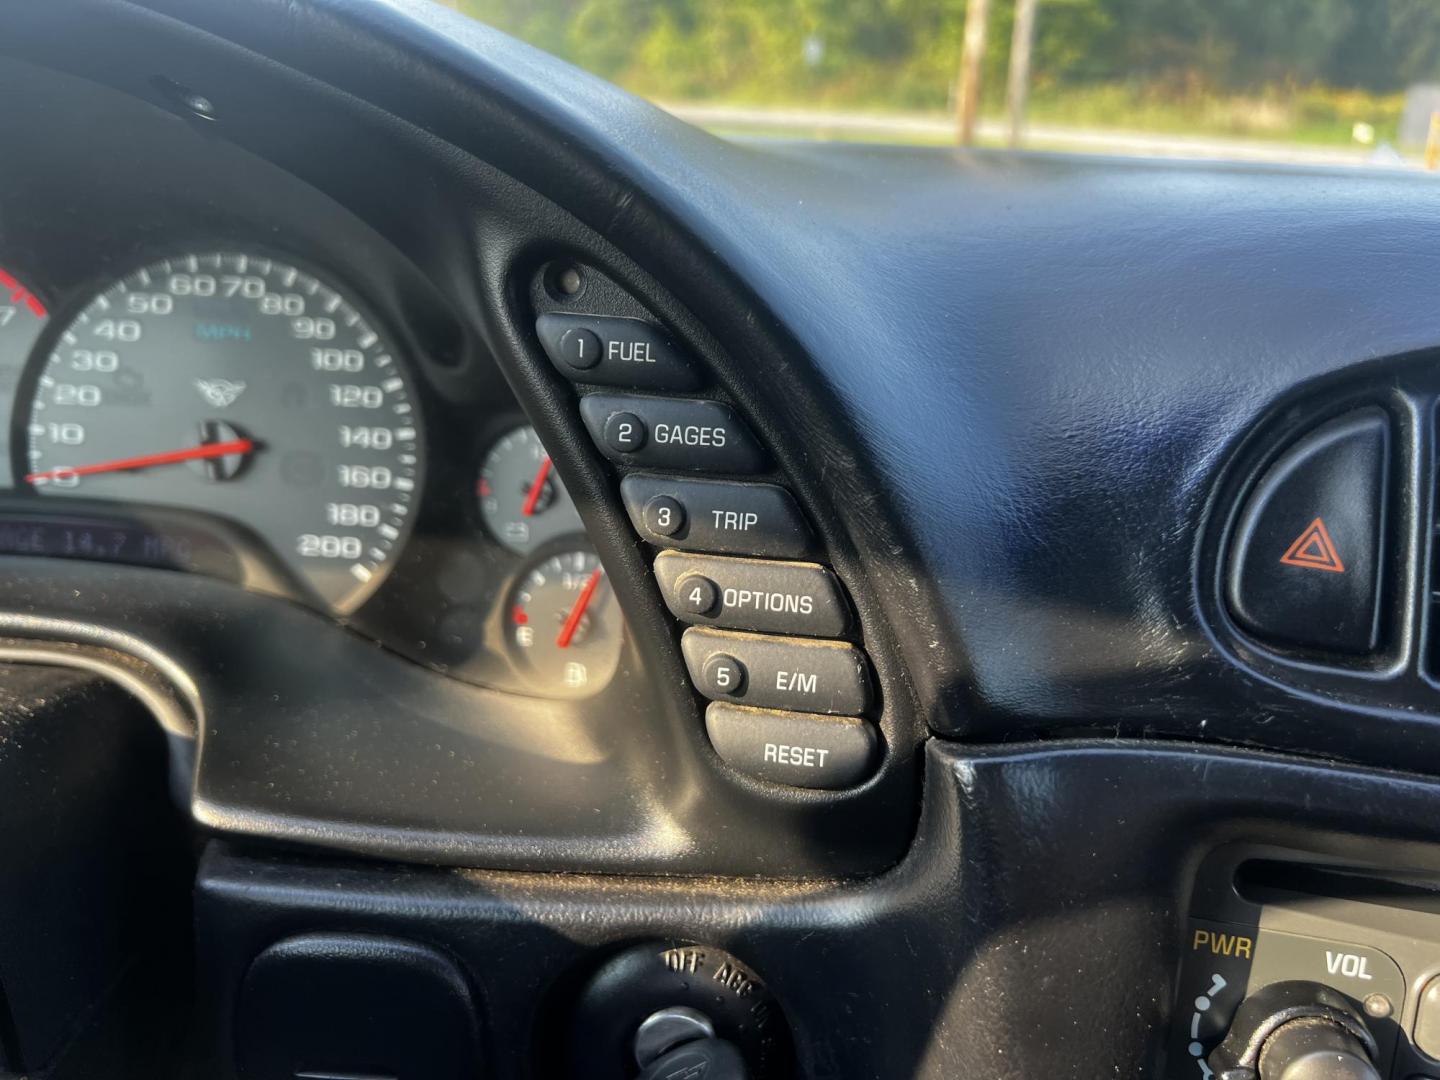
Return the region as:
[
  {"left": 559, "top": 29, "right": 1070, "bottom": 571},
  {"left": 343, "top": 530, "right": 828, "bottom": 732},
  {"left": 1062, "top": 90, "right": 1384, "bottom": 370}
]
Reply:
[{"left": 536, "top": 312, "right": 701, "bottom": 391}]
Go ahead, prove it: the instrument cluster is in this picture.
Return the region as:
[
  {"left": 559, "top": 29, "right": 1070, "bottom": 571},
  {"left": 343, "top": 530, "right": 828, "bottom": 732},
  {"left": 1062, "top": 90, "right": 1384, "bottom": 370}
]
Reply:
[{"left": 0, "top": 251, "right": 622, "bottom": 700}]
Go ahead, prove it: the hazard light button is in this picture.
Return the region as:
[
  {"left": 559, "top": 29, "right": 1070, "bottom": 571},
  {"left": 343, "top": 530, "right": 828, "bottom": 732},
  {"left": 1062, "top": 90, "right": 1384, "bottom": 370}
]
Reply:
[{"left": 1227, "top": 408, "right": 1389, "bottom": 655}]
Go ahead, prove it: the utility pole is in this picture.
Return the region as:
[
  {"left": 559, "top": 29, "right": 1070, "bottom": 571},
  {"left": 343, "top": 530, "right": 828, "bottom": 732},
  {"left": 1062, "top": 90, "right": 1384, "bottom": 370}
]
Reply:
[
  {"left": 956, "top": 0, "right": 991, "bottom": 146},
  {"left": 1006, "top": 0, "right": 1038, "bottom": 148}
]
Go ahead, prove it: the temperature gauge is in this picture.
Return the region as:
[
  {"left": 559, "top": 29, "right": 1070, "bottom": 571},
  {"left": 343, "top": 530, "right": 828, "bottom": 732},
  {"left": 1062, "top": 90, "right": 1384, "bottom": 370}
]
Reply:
[
  {"left": 509, "top": 548, "right": 623, "bottom": 698},
  {"left": 478, "top": 425, "right": 584, "bottom": 554}
]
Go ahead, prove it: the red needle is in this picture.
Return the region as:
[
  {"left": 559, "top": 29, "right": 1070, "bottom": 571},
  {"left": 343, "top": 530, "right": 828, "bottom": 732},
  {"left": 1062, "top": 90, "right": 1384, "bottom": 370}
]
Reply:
[
  {"left": 520, "top": 456, "right": 553, "bottom": 517},
  {"left": 556, "top": 567, "right": 604, "bottom": 649},
  {"left": 25, "top": 437, "right": 256, "bottom": 484}
]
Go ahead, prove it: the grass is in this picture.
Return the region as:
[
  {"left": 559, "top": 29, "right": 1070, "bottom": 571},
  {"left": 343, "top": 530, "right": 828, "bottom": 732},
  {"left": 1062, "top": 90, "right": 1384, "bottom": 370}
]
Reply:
[
  {"left": 1022, "top": 82, "right": 1405, "bottom": 146},
  {"left": 665, "top": 83, "right": 1410, "bottom": 152}
]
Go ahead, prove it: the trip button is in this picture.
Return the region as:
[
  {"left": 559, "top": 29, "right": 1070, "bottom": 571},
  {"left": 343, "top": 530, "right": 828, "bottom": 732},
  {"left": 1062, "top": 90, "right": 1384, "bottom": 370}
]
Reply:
[
  {"left": 621, "top": 475, "right": 815, "bottom": 558},
  {"left": 580, "top": 394, "right": 767, "bottom": 474},
  {"left": 681, "top": 627, "right": 872, "bottom": 714},
  {"left": 1226, "top": 408, "right": 1388, "bottom": 655},
  {"left": 705, "top": 702, "right": 878, "bottom": 789},
  {"left": 536, "top": 313, "right": 701, "bottom": 391},
  {"left": 654, "top": 550, "right": 848, "bottom": 636}
]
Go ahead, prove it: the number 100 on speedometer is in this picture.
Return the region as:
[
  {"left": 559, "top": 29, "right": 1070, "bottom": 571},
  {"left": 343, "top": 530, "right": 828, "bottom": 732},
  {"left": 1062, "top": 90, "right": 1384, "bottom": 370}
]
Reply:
[{"left": 23, "top": 252, "right": 425, "bottom": 612}]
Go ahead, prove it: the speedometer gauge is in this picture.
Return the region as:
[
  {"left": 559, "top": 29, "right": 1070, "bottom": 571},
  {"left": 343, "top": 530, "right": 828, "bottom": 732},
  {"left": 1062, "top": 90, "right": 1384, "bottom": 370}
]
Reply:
[{"left": 23, "top": 252, "right": 424, "bottom": 612}]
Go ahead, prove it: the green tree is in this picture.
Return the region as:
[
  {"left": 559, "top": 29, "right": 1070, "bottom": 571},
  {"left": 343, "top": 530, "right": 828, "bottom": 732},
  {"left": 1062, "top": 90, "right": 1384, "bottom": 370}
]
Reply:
[{"left": 457, "top": 0, "right": 1440, "bottom": 112}]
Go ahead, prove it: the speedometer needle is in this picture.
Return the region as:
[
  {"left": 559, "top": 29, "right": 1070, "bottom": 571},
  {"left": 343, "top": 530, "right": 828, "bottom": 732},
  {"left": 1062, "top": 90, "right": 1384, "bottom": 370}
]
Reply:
[
  {"left": 556, "top": 567, "right": 604, "bottom": 649},
  {"left": 520, "top": 456, "right": 553, "bottom": 517},
  {"left": 25, "top": 437, "right": 256, "bottom": 483}
]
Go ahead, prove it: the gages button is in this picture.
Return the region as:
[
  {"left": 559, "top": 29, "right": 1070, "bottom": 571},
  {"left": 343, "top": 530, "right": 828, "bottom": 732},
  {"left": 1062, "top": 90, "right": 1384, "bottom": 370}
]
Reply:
[{"left": 580, "top": 394, "right": 767, "bottom": 474}]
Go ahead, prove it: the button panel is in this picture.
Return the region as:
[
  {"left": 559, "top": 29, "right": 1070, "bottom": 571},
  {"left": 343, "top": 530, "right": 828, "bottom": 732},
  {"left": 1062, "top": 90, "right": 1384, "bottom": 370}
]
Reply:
[
  {"left": 655, "top": 551, "right": 848, "bottom": 636},
  {"left": 580, "top": 394, "right": 767, "bottom": 474},
  {"left": 548, "top": 291, "right": 884, "bottom": 790},
  {"left": 621, "top": 474, "right": 815, "bottom": 558},
  {"left": 681, "top": 627, "right": 872, "bottom": 714},
  {"left": 705, "top": 702, "right": 878, "bottom": 790},
  {"left": 536, "top": 312, "right": 701, "bottom": 390}
]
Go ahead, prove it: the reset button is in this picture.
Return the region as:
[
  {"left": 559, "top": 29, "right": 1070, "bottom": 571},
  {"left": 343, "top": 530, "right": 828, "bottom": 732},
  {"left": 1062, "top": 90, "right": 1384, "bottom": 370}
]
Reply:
[{"left": 705, "top": 702, "right": 878, "bottom": 790}]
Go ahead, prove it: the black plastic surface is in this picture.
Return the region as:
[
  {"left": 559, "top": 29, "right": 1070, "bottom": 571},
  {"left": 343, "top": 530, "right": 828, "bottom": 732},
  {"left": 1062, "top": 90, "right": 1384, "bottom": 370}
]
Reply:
[
  {"left": 192, "top": 739, "right": 1440, "bottom": 1079},
  {"left": 1228, "top": 409, "right": 1389, "bottom": 655},
  {"left": 0, "top": 664, "right": 191, "bottom": 1077},
  {"left": 236, "top": 933, "right": 482, "bottom": 1080},
  {"left": 0, "top": 555, "right": 911, "bottom": 876}
]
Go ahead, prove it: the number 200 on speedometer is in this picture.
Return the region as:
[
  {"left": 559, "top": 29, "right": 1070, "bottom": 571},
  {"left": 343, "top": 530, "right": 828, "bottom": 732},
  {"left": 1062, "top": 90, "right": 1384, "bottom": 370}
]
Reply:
[{"left": 23, "top": 252, "right": 425, "bottom": 612}]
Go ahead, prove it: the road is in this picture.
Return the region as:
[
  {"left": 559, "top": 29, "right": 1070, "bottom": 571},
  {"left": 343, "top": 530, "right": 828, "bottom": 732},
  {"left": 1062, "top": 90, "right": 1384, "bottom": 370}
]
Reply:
[{"left": 661, "top": 102, "right": 1420, "bottom": 170}]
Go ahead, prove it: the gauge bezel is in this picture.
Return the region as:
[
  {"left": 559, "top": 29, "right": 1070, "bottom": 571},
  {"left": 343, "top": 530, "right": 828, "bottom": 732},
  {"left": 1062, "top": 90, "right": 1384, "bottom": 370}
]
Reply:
[
  {"left": 14, "top": 246, "right": 430, "bottom": 614},
  {"left": 476, "top": 421, "right": 586, "bottom": 556},
  {"left": 503, "top": 540, "right": 624, "bottom": 699},
  {"left": 1, "top": 247, "right": 623, "bottom": 700}
]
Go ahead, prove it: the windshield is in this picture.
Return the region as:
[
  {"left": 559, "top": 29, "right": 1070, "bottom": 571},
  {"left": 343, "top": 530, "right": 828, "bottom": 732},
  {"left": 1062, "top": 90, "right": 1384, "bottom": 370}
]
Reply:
[{"left": 455, "top": 1, "right": 1440, "bottom": 170}]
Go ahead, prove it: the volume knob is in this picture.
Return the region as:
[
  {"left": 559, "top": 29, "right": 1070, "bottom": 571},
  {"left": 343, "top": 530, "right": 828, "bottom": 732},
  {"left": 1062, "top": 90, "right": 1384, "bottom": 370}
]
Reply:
[{"left": 1208, "top": 981, "right": 1381, "bottom": 1080}]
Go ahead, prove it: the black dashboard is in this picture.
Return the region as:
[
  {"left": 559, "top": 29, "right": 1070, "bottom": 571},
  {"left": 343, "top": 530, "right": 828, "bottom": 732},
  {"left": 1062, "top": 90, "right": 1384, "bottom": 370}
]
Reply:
[
  {"left": 10, "top": 2, "right": 1440, "bottom": 1079},
  {"left": 0, "top": 18, "right": 922, "bottom": 880}
]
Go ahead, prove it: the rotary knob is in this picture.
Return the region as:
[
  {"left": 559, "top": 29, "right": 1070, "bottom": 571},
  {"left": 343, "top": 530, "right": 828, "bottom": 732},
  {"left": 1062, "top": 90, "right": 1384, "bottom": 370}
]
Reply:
[{"left": 1208, "top": 981, "right": 1381, "bottom": 1080}]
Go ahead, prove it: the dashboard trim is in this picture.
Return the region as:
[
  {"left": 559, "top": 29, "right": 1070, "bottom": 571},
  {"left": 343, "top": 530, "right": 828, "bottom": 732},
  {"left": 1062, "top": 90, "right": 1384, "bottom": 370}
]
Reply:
[{"left": 0, "top": 622, "right": 199, "bottom": 738}]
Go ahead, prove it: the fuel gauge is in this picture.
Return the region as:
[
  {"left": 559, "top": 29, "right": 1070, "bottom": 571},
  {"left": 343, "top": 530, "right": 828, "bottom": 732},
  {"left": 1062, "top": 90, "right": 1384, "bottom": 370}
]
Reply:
[{"left": 508, "top": 548, "right": 623, "bottom": 698}]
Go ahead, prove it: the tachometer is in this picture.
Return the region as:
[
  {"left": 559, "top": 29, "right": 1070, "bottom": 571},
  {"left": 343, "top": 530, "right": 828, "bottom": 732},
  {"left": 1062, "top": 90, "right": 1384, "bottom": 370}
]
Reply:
[
  {"left": 23, "top": 252, "right": 424, "bottom": 612},
  {"left": 1, "top": 266, "right": 48, "bottom": 485}
]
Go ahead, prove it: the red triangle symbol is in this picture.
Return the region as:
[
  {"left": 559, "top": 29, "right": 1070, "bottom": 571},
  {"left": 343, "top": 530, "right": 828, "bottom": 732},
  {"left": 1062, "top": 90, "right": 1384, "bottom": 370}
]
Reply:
[{"left": 1279, "top": 517, "right": 1346, "bottom": 573}]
